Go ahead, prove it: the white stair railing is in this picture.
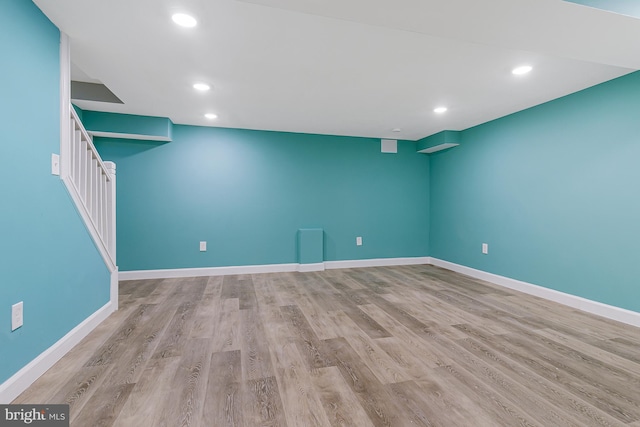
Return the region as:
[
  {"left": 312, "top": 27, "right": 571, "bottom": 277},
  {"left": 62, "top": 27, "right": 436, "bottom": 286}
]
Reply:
[{"left": 61, "top": 104, "right": 116, "bottom": 271}]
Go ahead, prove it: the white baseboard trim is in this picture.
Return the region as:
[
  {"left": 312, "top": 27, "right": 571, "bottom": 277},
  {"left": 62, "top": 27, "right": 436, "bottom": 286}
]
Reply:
[
  {"left": 119, "top": 263, "right": 301, "bottom": 280},
  {"left": 0, "top": 301, "right": 115, "bottom": 403},
  {"left": 429, "top": 257, "right": 640, "bottom": 328},
  {"left": 119, "top": 257, "right": 433, "bottom": 281},
  {"left": 298, "top": 263, "right": 326, "bottom": 272},
  {"left": 325, "top": 257, "right": 431, "bottom": 270}
]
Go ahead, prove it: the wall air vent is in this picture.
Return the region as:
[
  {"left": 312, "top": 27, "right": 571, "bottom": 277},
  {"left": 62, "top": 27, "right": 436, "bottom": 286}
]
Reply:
[
  {"left": 71, "top": 81, "right": 123, "bottom": 104},
  {"left": 381, "top": 139, "right": 397, "bottom": 153}
]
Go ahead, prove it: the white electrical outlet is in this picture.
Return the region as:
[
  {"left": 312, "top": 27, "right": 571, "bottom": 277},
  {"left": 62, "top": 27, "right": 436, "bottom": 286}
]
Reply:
[
  {"left": 12, "top": 302, "right": 23, "bottom": 331},
  {"left": 199, "top": 241, "right": 207, "bottom": 252},
  {"left": 482, "top": 243, "right": 488, "bottom": 254},
  {"left": 356, "top": 236, "right": 363, "bottom": 246}
]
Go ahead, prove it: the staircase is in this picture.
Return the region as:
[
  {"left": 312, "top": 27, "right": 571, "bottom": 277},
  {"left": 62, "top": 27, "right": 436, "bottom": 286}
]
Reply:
[{"left": 61, "top": 104, "right": 117, "bottom": 273}]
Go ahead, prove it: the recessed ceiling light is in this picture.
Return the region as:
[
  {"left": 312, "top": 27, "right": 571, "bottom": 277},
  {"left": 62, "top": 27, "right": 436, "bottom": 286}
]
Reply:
[
  {"left": 205, "top": 113, "right": 217, "bottom": 120},
  {"left": 434, "top": 107, "right": 447, "bottom": 114},
  {"left": 392, "top": 128, "right": 401, "bottom": 133},
  {"left": 172, "top": 13, "right": 197, "bottom": 28},
  {"left": 193, "top": 83, "right": 210, "bottom": 91},
  {"left": 512, "top": 65, "right": 533, "bottom": 75}
]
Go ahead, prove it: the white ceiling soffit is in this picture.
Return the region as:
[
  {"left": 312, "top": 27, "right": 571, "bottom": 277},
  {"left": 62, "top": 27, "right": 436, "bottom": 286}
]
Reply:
[
  {"left": 239, "top": 0, "right": 640, "bottom": 69},
  {"left": 33, "top": 0, "right": 637, "bottom": 141}
]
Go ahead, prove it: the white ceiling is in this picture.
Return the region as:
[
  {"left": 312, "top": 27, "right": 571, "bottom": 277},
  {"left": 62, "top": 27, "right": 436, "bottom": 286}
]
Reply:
[{"left": 33, "top": 0, "right": 639, "bottom": 141}]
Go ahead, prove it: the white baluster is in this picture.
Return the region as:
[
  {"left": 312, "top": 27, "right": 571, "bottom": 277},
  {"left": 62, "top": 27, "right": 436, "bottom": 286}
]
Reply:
[
  {"left": 80, "top": 140, "right": 87, "bottom": 205},
  {"left": 69, "top": 119, "right": 76, "bottom": 184},
  {"left": 93, "top": 158, "right": 99, "bottom": 221},
  {"left": 98, "top": 168, "right": 103, "bottom": 237},
  {"left": 104, "top": 161, "right": 116, "bottom": 260}
]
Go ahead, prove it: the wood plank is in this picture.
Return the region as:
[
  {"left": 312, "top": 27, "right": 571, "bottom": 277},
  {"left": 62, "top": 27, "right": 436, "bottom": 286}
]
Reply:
[
  {"left": 91, "top": 303, "right": 173, "bottom": 397},
  {"left": 302, "top": 272, "right": 345, "bottom": 312},
  {"left": 323, "top": 269, "right": 367, "bottom": 291},
  {"left": 441, "top": 336, "right": 601, "bottom": 427},
  {"left": 535, "top": 327, "right": 640, "bottom": 381},
  {"left": 270, "top": 340, "right": 332, "bottom": 427},
  {"left": 268, "top": 272, "right": 341, "bottom": 341},
  {"left": 503, "top": 330, "right": 640, "bottom": 422},
  {"left": 454, "top": 334, "right": 625, "bottom": 427},
  {"left": 204, "top": 350, "right": 244, "bottom": 427},
  {"left": 323, "top": 337, "right": 416, "bottom": 427},
  {"left": 155, "top": 338, "right": 211, "bottom": 426},
  {"left": 222, "top": 297, "right": 240, "bottom": 312},
  {"left": 190, "top": 284, "right": 223, "bottom": 339},
  {"left": 238, "top": 275, "right": 258, "bottom": 310},
  {"left": 251, "top": 273, "right": 280, "bottom": 307},
  {"left": 340, "top": 306, "right": 392, "bottom": 339},
  {"left": 221, "top": 275, "right": 243, "bottom": 299},
  {"left": 210, "top": 309, "right": 241, "bottom": 353},
  {"left": 373, "top": 337, "right": 439, "bottom": 382},
  {"left": 240, "top": 308, "right": 276, "bottom": 380},
  {"left": 388, "top": 380, "right": 470, "bottom": 426},
  {"left": 113, "top": 357, "right": 182, "bottom": 426},
  {"left": 280, "top": 305, "right": 334, "bottom": 370},
  {"left": 360, "top": 290, "right": 437, "bottom": 330},
  {"left": 453, "top": 323, "right": 638, "bottom": 424},
  {"left": 118, "top": 279, "right": 141, "bottom": 295},
  {"left": 204, "top": 275, "right": 224, "bottom": 294},
  {"left": 433, "top": 363, "right": 543, "bottom": 427},
  {"left": 71, "top": 383, "right": 134, "bottom": 427},
  {"left": 48, "top": 365, "right": 109, "bottom": 417},
  {"left": 593, "top": 337, "right": 640, "bottom": 365},
  {"left": 127, "top": 279, "right": 161, "bottom": 300},
  {"left": 326, "top": 310, "right": 410, "bottom": 384},
  {"left": 167, "top": 277, "right": 208, "bottom": 304},
  {"left": 358, "top": 303, "right": 456, "bottom": 369},
  {"left": 84, "top": 304, "right": 159, "bottom": 367},
  {"left": 310, "top": 367, "right": 375, "bottom": 427},
  {"left": 273, "top": 272, "right": 310, "bottom": 305},
  {"left": 343, "top": 268, "right": 392, "bottom": 295},
  {"left": 322, "top": 277, "right": 393, "bottom": 339},
  {"left": 151, "top": 300, "right": 199, "bottom": 359},
  {"left": 410, "top": 377, "right": 501, "bottom": 427},
  {"left": 244, "top": 376, "right": 288, "bottom": 427}
]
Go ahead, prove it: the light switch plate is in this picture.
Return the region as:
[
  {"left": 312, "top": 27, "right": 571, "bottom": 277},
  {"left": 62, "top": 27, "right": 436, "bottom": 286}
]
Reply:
[
  {"left": 51, "top": 153, "right": 60, "bottom": 176},
  {"left": 482, "top": 243, "right": 488, "bottom": 254},
  {"left": 12, "top": 302, "right": 23, "bottom": 331},
  {"left": 199, "top": 241, "right": 207, "bottom": 252},
  {"left": 356, "top": 236, "right": 363, "bottom": 246}
]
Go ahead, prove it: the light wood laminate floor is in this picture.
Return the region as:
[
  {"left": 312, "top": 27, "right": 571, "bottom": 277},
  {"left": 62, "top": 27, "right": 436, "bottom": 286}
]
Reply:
[{"left": 14, "top": 265, "right": 640, "bottom": 426}]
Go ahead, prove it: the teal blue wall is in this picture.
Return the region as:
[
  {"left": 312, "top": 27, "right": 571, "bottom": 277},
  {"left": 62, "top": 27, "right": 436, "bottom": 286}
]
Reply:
[
  {"left": 430, "top": 71, "right": 640, "bottom": 313},
  {"left": 72, "top": 104, "right": 83, "bottom": 121},
  {"left": 0, "top": 1, "right": 111, "bottom": 384},
  {"left": 297, "top": 228, "right": 324, "bottom": 264},
  {"left": 95, "top": 126, "right": 430, "bottom": 271}
]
